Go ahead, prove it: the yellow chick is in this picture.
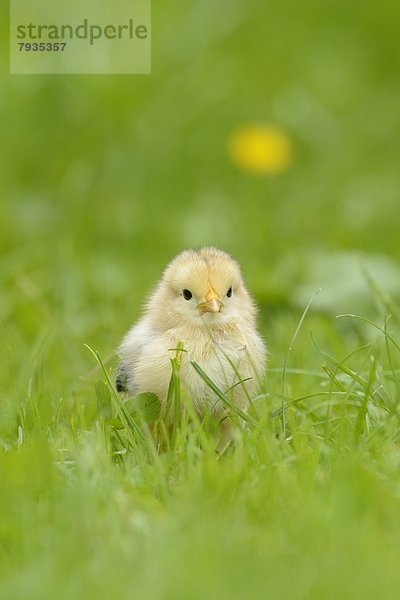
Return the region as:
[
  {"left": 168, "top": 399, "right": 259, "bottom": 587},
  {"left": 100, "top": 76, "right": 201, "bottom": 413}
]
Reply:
[{"left": 117, "top": 247, "right": 266, "bottom": 432}]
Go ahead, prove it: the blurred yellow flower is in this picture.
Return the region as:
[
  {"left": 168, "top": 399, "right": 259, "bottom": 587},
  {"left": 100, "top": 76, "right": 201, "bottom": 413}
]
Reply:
[{"left": 228, "top": 125, "right": 292, "bottom": 175}]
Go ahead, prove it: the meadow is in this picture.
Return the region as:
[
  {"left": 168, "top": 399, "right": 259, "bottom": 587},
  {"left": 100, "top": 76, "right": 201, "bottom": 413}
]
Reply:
[{"left": 1, "top": 1, "right": 400, "bottom": 597}]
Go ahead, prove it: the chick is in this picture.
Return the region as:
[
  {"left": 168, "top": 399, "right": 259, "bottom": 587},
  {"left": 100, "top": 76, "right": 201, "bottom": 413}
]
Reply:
[{"left": 117, "top": 247, "right": 266, "bottom": 431}]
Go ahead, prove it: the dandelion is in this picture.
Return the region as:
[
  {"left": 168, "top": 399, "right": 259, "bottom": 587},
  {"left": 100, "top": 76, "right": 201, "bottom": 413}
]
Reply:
[{"left": 228, "top": 124, "right": 292, "bottom": 175}]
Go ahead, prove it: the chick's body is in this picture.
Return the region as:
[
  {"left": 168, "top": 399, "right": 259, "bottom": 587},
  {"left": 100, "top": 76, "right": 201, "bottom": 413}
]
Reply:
[{"left": 118, "top": 248, "right": 266, "bottom": 420}]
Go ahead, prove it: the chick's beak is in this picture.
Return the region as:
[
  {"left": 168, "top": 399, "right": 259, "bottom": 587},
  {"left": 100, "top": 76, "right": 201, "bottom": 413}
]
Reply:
[{"left": 198, "top": 287, "right": 223, "bottom": 314}]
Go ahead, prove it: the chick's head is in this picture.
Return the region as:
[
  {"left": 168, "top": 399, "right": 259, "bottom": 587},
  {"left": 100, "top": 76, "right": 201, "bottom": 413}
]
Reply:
[{"left": 148, "top": 247, "right": 256, "bottom": 330}]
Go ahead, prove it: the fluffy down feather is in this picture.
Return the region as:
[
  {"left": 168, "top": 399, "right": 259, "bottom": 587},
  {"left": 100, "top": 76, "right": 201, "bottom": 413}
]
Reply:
[{"left": 117, "top": 247, "right": 266, "bottom": 422}]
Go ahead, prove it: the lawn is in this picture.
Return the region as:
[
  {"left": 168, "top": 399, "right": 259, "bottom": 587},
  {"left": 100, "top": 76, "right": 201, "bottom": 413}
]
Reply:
[{"left": 1, "top": 1, "right": 400, "bottom": 598}]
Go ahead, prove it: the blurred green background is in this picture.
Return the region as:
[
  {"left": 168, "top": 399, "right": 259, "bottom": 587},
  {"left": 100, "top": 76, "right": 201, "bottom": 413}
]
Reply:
[
  {"left": 2, "top": 0, "right": 400, "bottom": 398},
  {"left": 2, "top": 0, "right": 400, "bottom": 348},
  {"left": 2, "top": 1, "right": 400, "bottom": 598}
]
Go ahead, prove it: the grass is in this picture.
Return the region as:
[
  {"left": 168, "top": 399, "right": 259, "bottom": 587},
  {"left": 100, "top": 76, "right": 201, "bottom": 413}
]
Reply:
[
  {"left": 1, "top": 294, "right": 400, "bottom": 599},
  {"left": 2, "top": 0, "right": 400, "bottom": 596}
]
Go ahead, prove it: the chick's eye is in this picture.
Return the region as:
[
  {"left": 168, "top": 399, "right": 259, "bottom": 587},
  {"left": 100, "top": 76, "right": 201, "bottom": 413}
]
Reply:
[
  {"left": 227, "top": 286, "right": 233, "bottom": 298},
  {"left": 182, "top": 289, "right": 193, "bottom": 300}
]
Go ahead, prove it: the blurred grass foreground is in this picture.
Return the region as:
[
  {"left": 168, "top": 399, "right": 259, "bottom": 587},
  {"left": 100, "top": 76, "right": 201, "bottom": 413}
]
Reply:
[{"left": 2, "top": 1, "right": 400, "bottom": 598}]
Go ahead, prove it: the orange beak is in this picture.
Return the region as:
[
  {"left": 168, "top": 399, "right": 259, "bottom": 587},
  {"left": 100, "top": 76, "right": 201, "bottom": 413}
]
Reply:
[{"left": 198, "top": 287, "right": 222, "bottom": 314}]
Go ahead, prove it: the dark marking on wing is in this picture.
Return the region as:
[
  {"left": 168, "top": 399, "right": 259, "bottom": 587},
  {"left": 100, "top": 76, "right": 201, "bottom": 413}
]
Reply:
[{"left": 116, "top": 367, "right": 128, "bottom": 393}]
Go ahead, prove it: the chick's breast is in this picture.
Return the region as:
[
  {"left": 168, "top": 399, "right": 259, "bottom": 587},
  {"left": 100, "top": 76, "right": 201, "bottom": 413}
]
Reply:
[{"left": 120, "top": 318, "right": 265, "bottom": 418}]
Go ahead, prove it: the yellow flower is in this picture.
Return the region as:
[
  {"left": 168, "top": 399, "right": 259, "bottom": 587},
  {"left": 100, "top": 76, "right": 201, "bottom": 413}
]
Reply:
[{"left": 228, "top": 125, "right": 292, "bottom": 175}]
